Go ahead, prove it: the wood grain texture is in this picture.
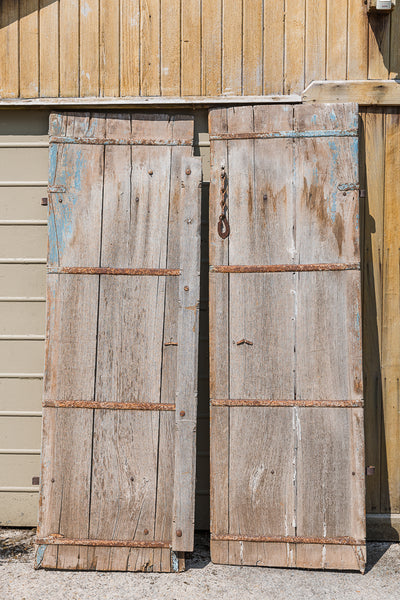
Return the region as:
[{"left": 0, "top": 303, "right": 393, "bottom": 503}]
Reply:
[
  {"left": 381, "top": 109, "right": 400, "bottom": 514},
  {"left": 0, "top": 0, "right": 19, "bottom": 98},
  {"left": 140, "top": 0, "right": 160, "bottom": 96},
  {"left": 60, "top": 0, "right": 79, "bottom": 97},
  {"left": 161, "top": 0, "right": 180, "bottom": 96},
  {"left": 38, "top": 112, "right": 199, "bottom": 571},
  {"left": 361, "top": 108, "right": 384, "bottom": 514},
  {"left": 3, "top": 1, "right": 400, "bottom": 99},
  {"left": 202, "top": 0, "right": 222, "bottom": 96},
  {"left": 305, "top": 0, "right": 326, "bottom": 86},
  {"left": 100, "top": 0, "right": 120, "bottom": 96},
  {"left": 181, "top": 0, "right": 201, "bottom": 96},
  {"left": 39, "top": 0, "right": 59, "bottom": 97},
  {"left": 80, "top": 0, "right": 100, "bottom": 96},
  {"left": 19, "top": 0, "right": 39, "bottom": 98},
  {"left": 120, "top": 0, "right": 140, "bottom": 96},
  {"left": 209, "top": 104, "right": 365, "bottom": 570}
]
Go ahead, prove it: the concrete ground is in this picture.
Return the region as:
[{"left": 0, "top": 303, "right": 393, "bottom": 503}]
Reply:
[{"left": 0, "top": 529, "right": 399, "bottom": 600}]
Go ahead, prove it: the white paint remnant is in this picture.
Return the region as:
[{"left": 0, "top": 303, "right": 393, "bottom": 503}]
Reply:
[{"left": 81, "top": 2, "right": 91, "bottom": 17}]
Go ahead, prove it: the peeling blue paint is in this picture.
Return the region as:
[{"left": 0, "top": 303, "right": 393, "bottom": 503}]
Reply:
[
  {"left": 328, "top": 140, "right": 339, "bottom": 223},
  {"left": 311, "top": 114, "right": 317, "bottom": 125},
  {"left": 330, "top": 110, "right": 338, "bottom": 122},
  {"left": 36, "top": 545, "right": 46, "bottom": 568}
]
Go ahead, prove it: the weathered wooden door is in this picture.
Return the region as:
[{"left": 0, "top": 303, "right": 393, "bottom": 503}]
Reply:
[
  {"left": 209, "top": 104, "right": 366, "bottom": 571},
  {"left": 36, "top": 112, "right": 201, "bottom": 572}
]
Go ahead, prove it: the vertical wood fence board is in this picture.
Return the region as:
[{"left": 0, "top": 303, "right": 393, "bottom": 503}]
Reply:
[
  {"left": 38, "top": 112, "right": 200, "bottom": 572},
  {"left": 100, "top": 0, "right": 120, "bottom": 97},
  {"left": 160, "top": 0, "right": 180, "bottom": 96},
  {"left": 19, "top": 0, "right": 39, "bottom": 98},
  {"left": 80, "top": 0, "right": 100, "bottom": 97},
  {"left": 120, "top": 0, "right": 140, "bottom": 97},
  {"left": 59, "top": 0, "right": 80, "bottom": 97},
  {"left": 326, "top": 0, "right": 348, "bottom": 81},
  {"left": 0, "top": 0, "right": 19, "bottom": 98},
  {"left": 39, "top": 0, "right": 59, "bottom": 97},
  {"left": 140, "top": 0, "right": 160, "bottom": 96},
  {"left": 210, "top": 103, "right": 365, "bottom": 571},
  {"left": 381, "top": 109, "right": 400, "bottom": 514},
  {"left": 263, "top": 0, "right": 284, "bottom": 95},
  {"left": 347, "top": 0, "right": 368, "bottom": 80},
  {"left": 305, "top": 0, "right": 327, "bottom": 86},
  {"left": 361, "top": 108, "right": 385, "bottom": 514},
  {"left": 202, "top": 0, "right": 222, "bottom": 96}
]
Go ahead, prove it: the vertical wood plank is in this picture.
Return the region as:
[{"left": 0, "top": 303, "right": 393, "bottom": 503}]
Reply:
[
  {"left": 181, "top": 0, "right": 201, "bottom": 96},
  {"left": 0, "top": 1, "right": 19, "bottom": 98},
  {"left": 59, "top": 0, "right": 79, "bottom": 97},
  {"left": 362, "top": 109, "right": 385, "bottom": 513},
  {"left": 389, "top": 6, "right": 400, "bottom": 79},
  {"left": 39, "top": 0, "right": 59, "bottom": 97},
  {"left": 285, "top": 0, "right": 305, "bottom": 95},
  {"left": 347, "top": 0, "right": 368, "bottom": 79},
  {"left": 100, "top": 0, "right": 120, "bottom": 96},
  {"left": 172, "top": 156, "right": 201, "bottom": 552},
  {"left": 222, "top": 0, "right": 243, "bottom": 95},
  {"left": 263, "top": 0, "right": 284, "bottom": 95},
  {"left": 160, "top": 0, "right": 180, "bottom": 95},
  {"left": 368, "top": 13, "right": 390, "bottom": 80},
  {"left": 19, "top": 0, "right": 39, "bottom": 98},
  {"left": 304, "top": 0, "right": 326, "bottom": 87},
  {"left": 80, "top": 0, "right": 100, "bottom": 97},
  {"left": 381, "top": 109, "right": 400, "bottom": 514},
  {"left": 120, "top": 0, "right": 140, "bottom": 96},
  {"left": 140, "top": 0, "right": 160, "bottom": 96},
  {"left": 242, "top": 0, "right": 262, "bottom": 95},
  {"left": 326, "top": 0, "right": 348, "bottom": 80},
  {"left": 209, "top": 108, "right": 229, "bottom": 564},
  {"left": 202, "top": 0, "right": 222, "bottom": 95}
]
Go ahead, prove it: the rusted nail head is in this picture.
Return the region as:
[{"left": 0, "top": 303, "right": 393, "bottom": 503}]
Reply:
[
  {"left": 186, "top": 168, "right": 191, "bottom": 175},
  {"left": 184, "top": 285, "right": 189, "bottom": 291},
  {"left": 51, "top": 478, "right": 55, "bottom": 483},
  {"left": 144, "top": 529, "right": 149, "bottom": 536},
  {"left": 130, "top": 476, "right": 134, "bottom": 482},
  {"left": 180, "top": 410, "right": 186, "bottom": 417},
  {"left": 271, "top": 470, "right": 275, "bottom": 475},
  {"left": 148, "top": 169, "right": 153, "bottom": 176},
  {"left": 58, "top": 198, "right": 63, "bottom": 203},
  {"left": 176, "top": 530, "right": 183, "bottom": 538},
  {"left": 352, "top": 472, "right": 356, "bottom": 476}
]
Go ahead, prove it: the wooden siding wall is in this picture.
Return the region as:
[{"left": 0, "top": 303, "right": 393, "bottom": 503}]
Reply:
[{"left": 0, "top": 1, "right": 399, "bottom": 99}]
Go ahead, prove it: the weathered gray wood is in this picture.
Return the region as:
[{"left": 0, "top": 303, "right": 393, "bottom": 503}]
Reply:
[
  {"left": 38, "top": 112, "right": 200, "bottom": 572},
  {"left": 209, "top": 103, "right": 365, "bottom": 571},
  {"left": 172, "top": 155, "right": 201, "bottom": 552}
]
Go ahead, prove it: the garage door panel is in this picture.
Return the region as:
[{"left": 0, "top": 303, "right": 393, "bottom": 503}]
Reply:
[
  {"left": 0, "top": 225, "right": 47, "bottom": 258},
  {"left": 0, "top": 339, "right": 45, "bottom": 373},
  {"left": 0, "top": 264, "right": 46, "bottom": 297},
  {"left": 0, "top": 302, "right": 46, "bottom": 335},
  {"left": 0, "top": 379, "right": 43, "bottom": 412},
  {"left": 0, "top": 186, "right": 48, "bottom": 220},
  {"left": 0, "top": 415, "right": 41, "bottom": 448},
  {"left": 0, "top": 454, "right": 41, "bottom": 487},
  {"left": 0, "top": 148, "right": 49, "bottom": 180}
]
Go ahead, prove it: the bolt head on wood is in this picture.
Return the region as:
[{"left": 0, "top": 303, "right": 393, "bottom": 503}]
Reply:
[
  {"left": 186, "top": 168, "right": 191, "bottom": 175},
  {"left": 180, "top": 410, "right": 185, "bottom": 417},
  {"left": 176, "top": 530, "right": 182, "bottom": 538},
  {"left": 184, "top": 286, "right": 189, "bottom": 291},
  {"left": 144, "top": 529, "right": 149, "bottom": 536},
  {"left": 148, "top": 169, "right": 153, "bottom": 175}
]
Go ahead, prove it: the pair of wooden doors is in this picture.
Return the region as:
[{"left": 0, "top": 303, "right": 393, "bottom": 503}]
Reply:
[{"left": 36, "top": 105, "right": 365, "bottom": 573}]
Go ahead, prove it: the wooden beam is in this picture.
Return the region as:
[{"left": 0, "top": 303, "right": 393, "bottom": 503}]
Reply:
[
  {"left": 0, "top": 95, "right": 301, "bottom": 109},
  {"left": 303, "top": 80, "right": 400, "bottom": 104}
]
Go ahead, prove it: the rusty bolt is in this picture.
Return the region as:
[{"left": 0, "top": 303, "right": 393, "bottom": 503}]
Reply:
[
  {"left": 176, "top": 530, "right": 182, "bottom": 538},
  {"left": 51, "top": 478, "right": 55, "bottom": 483},
  {"left": 180, "top": 410, "right": 186, "bottom": 417},
  {"left": 148, "top": 169, "right": 153, "bottom": 176},
  {"left": 352, "top": 472, "right": 356, "bottom": 476},
  {"left": 186, "top": 168, "right": 191, "bottom": 175},
  {"left": 271, "top": 470, "right": 275, "bottom": 475},
  {"left": 343, "top": 192, "right": 347, "bottom": 196},
  {"left": 184, "top": 286, "right": 189, "bottom": 292},
  {"left": 58, "top": 198, "right": 63, "bottom": 203},
  {"left": 135, "top": 197, "right": 139, "bottom": 203},
  {"left": 144, "top": 529, "right": 149, "bottom": 536},
  {"left": 130, "top": 476, "right": 134, "bottom": 482}
]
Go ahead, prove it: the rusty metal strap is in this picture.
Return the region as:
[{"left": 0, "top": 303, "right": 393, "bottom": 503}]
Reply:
[
  {"left": 211, "top": 534, "right": 365, "bottom": 546},
  {"left": 210, "top": 263, "right": 360, "bottom": 274},
  {"left": 209, "top": 129, "right": 358, "bottom": 141},
  {"left": 211, "top": 399, "right": 364, "bottom": 408},
  {"left": 43, "top": 400, "right": 175, "bottom": 411},
  {"left": 47, "top": 267, "right": 181, "bottom": 276},
  {"left": 49, "top": 136, "right": 193, "bottom": 146},
  {"left": 35, "top": 536, "right": 170, "bottom": 549}
]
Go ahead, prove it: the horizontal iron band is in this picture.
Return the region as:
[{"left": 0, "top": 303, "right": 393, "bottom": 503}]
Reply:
[
  {"left": 35, "top": 536, "right": 170, "bottom": 549},
  {"left": 43, "top": 400, "right": 175, "bottom": 411},
  {"left": 211, "top": 399, "right": 364, "bottom": 408},
  {"left": 211, "top": 534, "right": 364, "bottom": 546},
  {"left": 50, "top": 136, "right": 192, "bottom": 146},
  {"left": 210, "top": 263, "right": 360, "bottom": 273},
  {"left": 209, "top": 129, "right": 358, "bottom": 141},
  {"left": 47, "top": 267, "right": 180, "bottom": 276}
]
